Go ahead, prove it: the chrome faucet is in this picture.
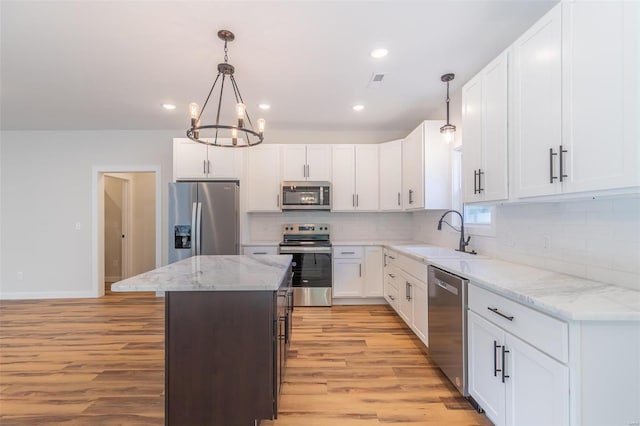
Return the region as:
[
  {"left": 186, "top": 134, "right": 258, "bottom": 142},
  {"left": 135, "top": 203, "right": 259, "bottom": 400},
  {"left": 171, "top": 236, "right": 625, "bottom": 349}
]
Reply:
[{"left": 437, "top": 209, "right": 477, "bottom": 254}]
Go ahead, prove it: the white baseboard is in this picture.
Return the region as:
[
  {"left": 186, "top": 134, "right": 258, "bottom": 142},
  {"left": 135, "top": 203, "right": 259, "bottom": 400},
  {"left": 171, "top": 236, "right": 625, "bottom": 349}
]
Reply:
[
  {"left": 331, "top": 297, "right": 388, "bottom": 306},
  {"left": 0, "top": 290, "right": 97, "bottom": 300}
]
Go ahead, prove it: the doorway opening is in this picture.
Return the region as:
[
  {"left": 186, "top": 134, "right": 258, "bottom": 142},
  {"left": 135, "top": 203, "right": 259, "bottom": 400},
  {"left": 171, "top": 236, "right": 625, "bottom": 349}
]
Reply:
[{"left": 93, "top": 166, "right": 161, "bottom": 297}]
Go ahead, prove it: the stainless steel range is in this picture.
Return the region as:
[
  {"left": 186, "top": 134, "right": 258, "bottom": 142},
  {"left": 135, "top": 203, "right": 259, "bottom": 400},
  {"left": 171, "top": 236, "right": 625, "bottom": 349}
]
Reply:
[{"left": 278, "top": 224, "right": 332, "bottom": 307}]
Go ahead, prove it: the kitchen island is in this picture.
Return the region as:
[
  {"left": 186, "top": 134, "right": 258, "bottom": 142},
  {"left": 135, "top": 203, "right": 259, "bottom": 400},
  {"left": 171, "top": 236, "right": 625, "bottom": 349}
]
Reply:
[{"left": 111, "top": 255, "right": 293, "bottom": 426}]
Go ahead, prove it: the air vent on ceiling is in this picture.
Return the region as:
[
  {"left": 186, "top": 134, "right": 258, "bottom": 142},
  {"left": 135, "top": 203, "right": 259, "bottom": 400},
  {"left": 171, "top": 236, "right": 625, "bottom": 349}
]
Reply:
[{"left": 367, "top": 72, "right": 387, "bottom": 88}]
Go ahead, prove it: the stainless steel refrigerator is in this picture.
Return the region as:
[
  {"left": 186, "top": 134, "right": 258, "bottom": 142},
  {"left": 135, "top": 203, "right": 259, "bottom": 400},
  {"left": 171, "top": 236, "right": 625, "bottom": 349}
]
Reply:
[{"left": 168, "top": 181, "right": 239, "bottom": 263}]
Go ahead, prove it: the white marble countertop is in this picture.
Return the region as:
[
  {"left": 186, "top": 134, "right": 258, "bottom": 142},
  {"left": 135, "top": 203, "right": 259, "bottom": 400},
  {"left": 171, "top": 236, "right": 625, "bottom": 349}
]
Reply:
[
  {"left": 111, "top": 255, "right": 292, "bottom": 292},
  {"left": 427, "top": 258, "right": 640, "bottom": 322},
  {"left": 378, "top": 243, "right": 639, "bottom": 321}
]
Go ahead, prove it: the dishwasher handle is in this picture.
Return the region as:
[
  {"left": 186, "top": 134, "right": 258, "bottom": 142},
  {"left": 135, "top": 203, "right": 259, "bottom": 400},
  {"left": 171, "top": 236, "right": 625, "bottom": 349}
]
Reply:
[{"left": 433, "top": 278, "right": 459, "bottom": 296}]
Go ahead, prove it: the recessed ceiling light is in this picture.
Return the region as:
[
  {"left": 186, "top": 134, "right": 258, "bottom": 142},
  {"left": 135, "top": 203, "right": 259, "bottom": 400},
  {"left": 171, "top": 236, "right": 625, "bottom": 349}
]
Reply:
[
  {"left": 370, "top": 48, "right": 388, "bottom": 59},
  {"left": 353, "top": 104, "right": 365, "bottom": 112},
  {"left": 258, "top": 103, "right": 271, "bottom": 110},
  {"left": 162, "top": 103, "right": 176, "bottom": 110}
]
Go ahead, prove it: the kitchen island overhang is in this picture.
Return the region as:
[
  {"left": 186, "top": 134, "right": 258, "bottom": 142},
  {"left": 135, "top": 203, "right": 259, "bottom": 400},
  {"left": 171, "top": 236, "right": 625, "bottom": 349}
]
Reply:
[{"left": 112, "top": 255, "right": 294, "bottom": 426}]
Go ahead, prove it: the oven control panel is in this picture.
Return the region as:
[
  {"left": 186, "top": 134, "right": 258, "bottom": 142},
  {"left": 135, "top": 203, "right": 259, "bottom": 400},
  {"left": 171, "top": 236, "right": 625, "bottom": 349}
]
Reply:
[{"left": 283, "top": 223, "right": 330, "bottom": 235}]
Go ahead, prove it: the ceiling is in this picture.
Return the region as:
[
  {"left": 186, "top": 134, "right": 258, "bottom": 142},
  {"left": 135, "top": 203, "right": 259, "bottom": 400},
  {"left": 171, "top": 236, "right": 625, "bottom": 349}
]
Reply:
[{"left": 1, "top": 0, "right": 557, "bottom": 134}]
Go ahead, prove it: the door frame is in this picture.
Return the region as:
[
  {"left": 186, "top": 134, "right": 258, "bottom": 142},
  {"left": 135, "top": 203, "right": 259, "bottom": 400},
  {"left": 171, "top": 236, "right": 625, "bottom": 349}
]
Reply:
[{"left": 92, "top": 165, "right": 162, "bottom": 297}]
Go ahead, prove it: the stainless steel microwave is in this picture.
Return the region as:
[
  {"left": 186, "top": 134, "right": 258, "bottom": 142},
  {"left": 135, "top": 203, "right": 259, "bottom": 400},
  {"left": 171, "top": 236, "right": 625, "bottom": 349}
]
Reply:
[{"left": 281, "top": 181, "right": 331, "bottom": 210}]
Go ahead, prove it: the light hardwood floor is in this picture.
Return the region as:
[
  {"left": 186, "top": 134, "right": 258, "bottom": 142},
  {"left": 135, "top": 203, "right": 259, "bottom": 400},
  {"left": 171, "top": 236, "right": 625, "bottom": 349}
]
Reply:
[{"left": 0, "top": 292, "right": 491, "bottom": 425}]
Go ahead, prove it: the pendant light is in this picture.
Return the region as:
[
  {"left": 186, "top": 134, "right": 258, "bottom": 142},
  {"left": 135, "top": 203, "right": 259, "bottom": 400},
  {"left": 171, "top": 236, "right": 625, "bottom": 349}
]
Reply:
[
  {"left": 440, "top": 73, "right": 456, "bottom": 144},
  {"left": 187, "top": 30, "right": 265, "bottom": 148}
]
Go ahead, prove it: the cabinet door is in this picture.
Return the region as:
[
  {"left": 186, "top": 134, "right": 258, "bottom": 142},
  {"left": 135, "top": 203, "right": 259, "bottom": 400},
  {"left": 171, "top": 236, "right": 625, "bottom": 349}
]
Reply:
[
  {"left": 173, "top": 138, "right": 208, "bottom": 180},
  {"left": 402, "top": 123, "right": 424, "bottom": 209},
  {"left": 398, "top": 273, "right": 413, "bottom": 325},
  {"left": 379, "top": 140, "right": 403, "bottom": 211},
  {"left": 482, "top": 52, "right": 509, "bottom": 202},
  {"left": 512, "top": 4, "right": 562, "bottom": 198},
  {"left": 355, "top": 145, "right": 379, "bottom": 211},
  {"left": 562, "top": 1, "right": 640, "bottom": 194},
  {"left": 306, "top": 145, "right": 332, "bottom": 180},
  {"left": 410, "top": 279, "right": 428, "bottom": 346},
  {"left": 462, "top": 75, "right": 483, "bottom": 203},
  {"left": 504, "top": 334, "right": 569, "bottom": 426},
  {"left": 281, "top": 145, "right": 307, "bottom": 181},
  {"left": 331, "top": 145, "right": 356, "bottom": 211},
  {"left": 363, "top": 246, "right": 383, "bottom": 297},
  {"left": 468, "top": 311, "right": 506, "bottom": 426},
  {"left": 384, "top": 279, "right": 399, "bottom": 311},
  {"left": 332, "top": 259, "right": 363, "bottom": 297},
  {"left": 246, "top": 145, "right": 281, "bottom": 212},
  {"left": 207, "top": 146, "right": 241, "bottom": 179}
]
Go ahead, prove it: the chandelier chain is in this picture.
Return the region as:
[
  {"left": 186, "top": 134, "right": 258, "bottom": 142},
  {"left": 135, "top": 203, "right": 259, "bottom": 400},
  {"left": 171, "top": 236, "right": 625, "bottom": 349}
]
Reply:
[{"left": 224, "top": 41, "right": 229, "bottom": 63}]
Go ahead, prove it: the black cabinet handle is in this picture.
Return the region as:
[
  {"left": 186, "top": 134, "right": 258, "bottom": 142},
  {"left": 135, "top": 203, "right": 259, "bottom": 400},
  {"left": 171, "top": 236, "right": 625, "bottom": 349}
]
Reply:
[
  {"left": 488, "top": 307, "right": 514, "bottom": 321},
  {"left": 549, "top": 148, "right": 558, "bottom": 183},
  {"left": 494, "top": 340, "right": 502, "bottom": 377},
  {"left": 559, "top": 145, "right": 568, "bottom": 182},
  {"left": 478, "top": 169, "right": 484, "bottom": 193},
  {"left": 388, "top": 273, "right": 396, "bottom": 278},
  {"left": 501, "top": 346, "right": 510, "bottom": 383},
  {"left": 409, "top": 189, "right": 414, "bottom": 204}
]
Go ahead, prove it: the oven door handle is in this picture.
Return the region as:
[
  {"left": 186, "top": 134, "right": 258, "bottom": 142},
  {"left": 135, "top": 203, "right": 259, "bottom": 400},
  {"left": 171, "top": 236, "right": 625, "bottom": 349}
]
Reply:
[{"left": 279, "top": 247, "right": 332, "bottom": 254}]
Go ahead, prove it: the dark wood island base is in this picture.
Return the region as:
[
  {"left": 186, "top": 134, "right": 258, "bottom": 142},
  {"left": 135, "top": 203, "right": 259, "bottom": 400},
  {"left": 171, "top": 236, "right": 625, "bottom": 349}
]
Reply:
[{"left": 165, "top": 276, "right": 292, "bottom": 426}]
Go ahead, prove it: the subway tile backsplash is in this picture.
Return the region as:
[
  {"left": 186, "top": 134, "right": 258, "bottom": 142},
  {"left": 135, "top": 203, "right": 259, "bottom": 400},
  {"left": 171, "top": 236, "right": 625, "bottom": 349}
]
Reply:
[{"left": 412, "top": 196, "right": 640, "bottom": 291}]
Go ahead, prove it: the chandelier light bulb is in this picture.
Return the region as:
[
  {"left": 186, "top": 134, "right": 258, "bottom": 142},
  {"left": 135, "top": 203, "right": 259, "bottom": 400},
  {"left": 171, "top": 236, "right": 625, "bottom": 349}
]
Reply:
[
  {"left": 231, "top": 127, "right": 238, "bottom": 146},
  {"left": 257, "top": 118, "right": 266, "bottom": 135},
  {"left": 189, "top": 102, "right": 200, "bottom": 120},
  {"left": 236, "top": 102, "right": 246, "bottom": 127}
]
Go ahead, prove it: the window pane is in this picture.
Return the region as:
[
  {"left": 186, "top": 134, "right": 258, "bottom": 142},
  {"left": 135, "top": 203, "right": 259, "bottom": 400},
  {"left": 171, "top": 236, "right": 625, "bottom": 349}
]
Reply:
[{"left": 464, "top": 205, "right": 492, "bottom": 225}]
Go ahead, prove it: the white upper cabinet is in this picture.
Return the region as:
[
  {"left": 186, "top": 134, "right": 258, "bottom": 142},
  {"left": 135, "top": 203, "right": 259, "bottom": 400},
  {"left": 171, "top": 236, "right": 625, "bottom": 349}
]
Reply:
[
  {"left": 331, "top": 145, "right": 356, "bottom": 211},
  {"left": 512, "top": 4, "right": 563, "bottom": 198},
  {"left": 462, "top": 51, "right": 509, "bottom": 203},
  {"left": 561, "top": 1, "right": 639, "bottom": 194},
  {"left": 512, "top": 1, "right": 638, "bottom": 199},
  {"left": 282, "top": 144, "right": 332, "bottom": 181},
  {"left": 173, "top": 138, "right": 242, "bottom": 180},
  {"left": 246, "top": 144, "right": 282, "bottom": 212},
  {"left": 331, "top": 145, "right": 379, "bottom": 211},
  {"left": 379, "top": 139, "right": 403, "bottom": 211},
  {"left": 402, "top": 121, "right": 451, "bottom": 210}
]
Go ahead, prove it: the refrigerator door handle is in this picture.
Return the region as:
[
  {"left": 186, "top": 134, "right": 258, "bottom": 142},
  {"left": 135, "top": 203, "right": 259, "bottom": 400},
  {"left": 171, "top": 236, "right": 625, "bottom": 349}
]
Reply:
[
  {"left": 196, "top": 202, "right": 203, "bottom": 255},
  {"left": 191, "top": 202, "right": 197, "bottom": 257}
]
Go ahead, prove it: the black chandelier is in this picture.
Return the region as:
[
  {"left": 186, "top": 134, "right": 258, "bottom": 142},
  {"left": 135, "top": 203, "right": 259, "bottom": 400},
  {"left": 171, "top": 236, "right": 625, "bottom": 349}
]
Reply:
[
  {"left": 439, "top": 73, "right": 456, "bottom": 144},
  {"left": 187, "top": 30, "right": 265, "bottom": 148}
]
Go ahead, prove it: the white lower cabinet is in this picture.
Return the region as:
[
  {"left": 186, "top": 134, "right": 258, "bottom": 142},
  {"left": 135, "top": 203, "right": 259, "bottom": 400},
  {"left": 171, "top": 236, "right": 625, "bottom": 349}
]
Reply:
[
  {"left": 333, "top": 246, "right": 383, "bottom": 300},
  {"left": 383, "top": 266, "right": 399, "bottom": 311},
  {"left": 468, "top": 286, "right": 569, "bottom": 426},
  {"left": 390, "top": 252, "right": 428, "bottom": 347}
]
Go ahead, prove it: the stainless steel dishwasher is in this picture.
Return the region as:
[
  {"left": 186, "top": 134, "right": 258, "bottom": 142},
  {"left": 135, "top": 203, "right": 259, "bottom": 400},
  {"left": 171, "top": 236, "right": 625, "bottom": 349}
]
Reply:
[{"left": 428, "top": 265, "right": 468, "bottom": 396}]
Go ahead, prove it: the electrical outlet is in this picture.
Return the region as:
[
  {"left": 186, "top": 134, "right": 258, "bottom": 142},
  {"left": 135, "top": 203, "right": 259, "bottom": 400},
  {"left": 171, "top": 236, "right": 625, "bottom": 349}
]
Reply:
[
  {"left": 17, "top": 272, "right": 23, "bottom": 281},
  {"left": 75, "top": 222, "right": 82, "bottom": 230}
]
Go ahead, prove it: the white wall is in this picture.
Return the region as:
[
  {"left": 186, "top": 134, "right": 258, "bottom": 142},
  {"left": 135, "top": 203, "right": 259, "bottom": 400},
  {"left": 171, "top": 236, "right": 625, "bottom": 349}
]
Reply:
[{"left": 0, "top": 130, "right": 173, "bottom": 298}]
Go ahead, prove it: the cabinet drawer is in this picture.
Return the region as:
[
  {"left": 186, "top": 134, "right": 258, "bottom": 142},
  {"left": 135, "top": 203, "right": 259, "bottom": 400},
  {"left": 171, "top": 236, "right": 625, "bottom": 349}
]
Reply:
[
  {"left": 384, "top": 249, "right": 399, "bottom": 267},
  {"left": 243, "top": 246, "right": 278, "bottom": 255},
  {"left": 333, "top": 246, "right": 363, "bottom": 259},
  {"left": 396, "top": 253, "right": 427, "bottom": 283},
  {"left": 384, "top": 280, "right": 399, "bottom": 311},
  {"left": 468, "top": 284, "right": 568, "bottom": 363},
  {"left": 384, "top": 266, "right": 399, "bottom": 290}
]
